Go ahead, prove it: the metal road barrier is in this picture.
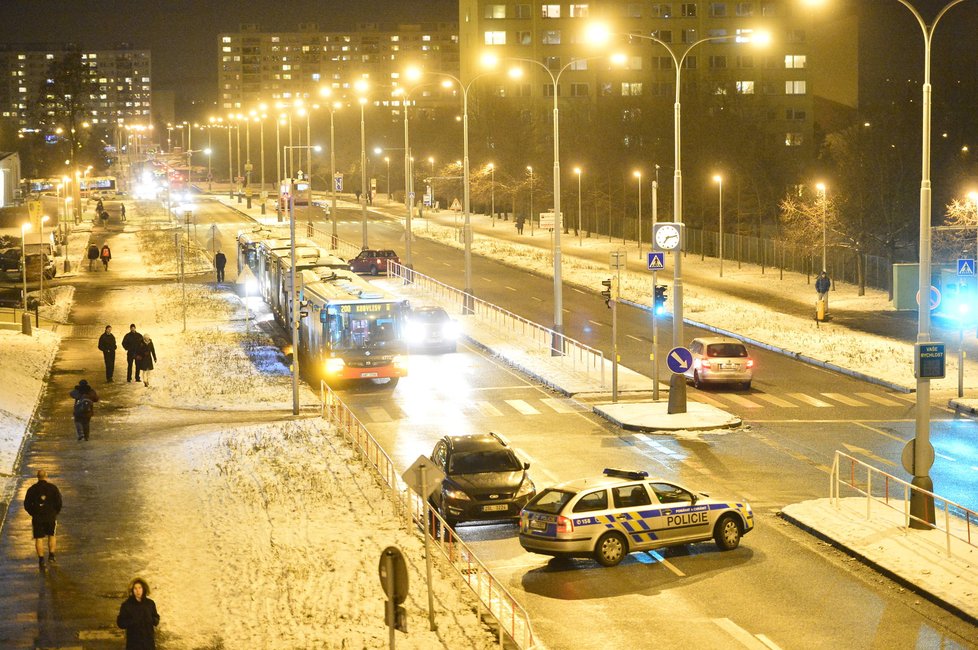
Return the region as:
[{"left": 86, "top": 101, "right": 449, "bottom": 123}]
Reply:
[
  {"left": 831, "top": 451, "right": 977, "bottom": 556},
  {"left": 386, "top": 260, "right": 606, "bottom": 388},
  {"left": 320, "top": 381, "right": 537, "bottom": 648}
]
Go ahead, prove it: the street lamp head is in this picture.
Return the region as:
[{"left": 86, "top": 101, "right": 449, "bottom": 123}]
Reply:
[
  {"left": 816, "top": 182, "right": 826, "bottom": 193},
  {"left": 441, "top": 79, "right": 454, "bottom": 89},
  {"left": 428, "top": 156, "right": 434, "bottom": 164},
  {"left": 384, "top": 156, "right": 390, "bottom": 163},
  {"left": 508, "top": 67, "right": 525, "bottom": 80},
  {"left": 634, "top": 170, "right": 642, "bottom": 179},
  {"left": 358, "top": 96, "right": 368, "bottom": 106},
  {"left": 713, "top": 174, "right": 723, "bottom": 183},
  {"left": 968, "top": 191, "right": 978, "bottom": 203},
  {"left": 480, "top": 52, "right": 500, "bottom": 69},
  {"left": 354, "top": 79, "right": 369, "bottom": 94},
  {"left": 41, "top": 215, "right": 50, "bottom": 224},
  {"left": 610, "top": 52, "right": 628, "bottom": 66},
  {"left": 747, "top": 30, "right": 772, "bottom": 47},
  {"left": 584, "top": 22, "right": 612, "bottom": 46},
  {"left": 527, "top": 165, "right": 533, "bottom": 173},
  {"left": 259, "top": 102, "right": 268, "bottom": 111},
  {"left": 313, "top": 145, "right": 322, "bottom": 152},
  {"left": 204, "top": 147, "right": 212, "bottom": 156},
  {"left": 405, "top": 66, "right": 423, "bottom": 81},
  {"left": 21, "top": 222, "right": 31, "bottom": 233},
  {"left": 487, "top": 162, "right": 494, "bottom": 171},
  {"left": 374, "top": 147, "right": 383, "bottom": 155},
  {"left": 574, "top": 167, "right": 582, "bottom": 175}
]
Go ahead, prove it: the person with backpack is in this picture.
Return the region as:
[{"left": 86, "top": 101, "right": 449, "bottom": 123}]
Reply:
[
  {"left": 101, "top": 244, "right": 112, "bottom": 270},
  {"left": 98, "top": 325, "right": 117, "bottom": 382},
  {"left": 24, "top": 469, "right": 62, "bottom": 571},
  {"left": 70, "top": 379, "right": 99, "bottom": 441},
  {"left": 87, "top": 244, "right": 100, "bottom": 271}
]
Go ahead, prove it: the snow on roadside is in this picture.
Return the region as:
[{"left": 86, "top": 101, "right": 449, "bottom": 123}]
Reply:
[{"left": 0, "top": 329, "right": 59, "bottom": 475}]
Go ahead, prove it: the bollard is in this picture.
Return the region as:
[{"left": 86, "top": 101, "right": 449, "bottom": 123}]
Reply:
[
  {"left": 21, "top": 312, "right": 31, "bottom": 335},
  {"left": 816, "top": 299, "right": 826, "bottom": 322}
]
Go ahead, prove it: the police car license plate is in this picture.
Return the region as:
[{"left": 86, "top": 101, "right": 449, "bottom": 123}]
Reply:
[
  {"left": 483, "top": 504, "right": 508, "bottom": 512},
  {"left": 360, "top": 372, "right": 379, "bottom": 378},
  {"left": 529, "top": 519, "right": 546, "bottom": 530}
]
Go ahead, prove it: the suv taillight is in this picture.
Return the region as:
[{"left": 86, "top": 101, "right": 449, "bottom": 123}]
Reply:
[
  {"left": 746, "top": 359, "right": 754, "bottom": 368},
  {"left": 700, "top": 359, "right": 712, "bottom": 369},
  {"left": 556, "top": 515, "right": 574, "bottom": 534}
]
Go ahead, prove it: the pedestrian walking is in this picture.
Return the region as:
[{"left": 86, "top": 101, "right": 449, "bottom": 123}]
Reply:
[
  {"left": 87, "top": 244, "right": 100, "bottom": 271},
  {"left": 100, "top": 210, "right": 110, "bottom": 227},
  {"left": 516, "top": 216, "right": 525, "bottom": 235},
  {"left": 95, "top": 198, "right": 104, "bottom": 215},
  {"left": 101, "top": 244, "right": 112, "bottom": 270},
  {"left": 122, "top": 324, "right": 143, "bottom": 383},
  {"left": 97, "top": 325, "right": 117, "bottom": 382},
  {"left": 117, "top": 577, "right": 160, "bottom": 649},
  {"left": 120, "top": 203, "right": 127, "bottom": 221},
  {"left": 136, "top": 334, "right": 157, "bottom": 387},
  {"left": 355, "top": 190, "right": 362, "bottom": 204},
  {"left": 70, "top": 379, "right": 99, "bottom": 441},
  {"left": 23, "top": 469, "right": 62, "bottom": 570},
  {"left": 815, "top": 270, "right": 831, "bottom": 301},
  {"left": 214, "top": 250, "right": 227, "bottom": 283}
]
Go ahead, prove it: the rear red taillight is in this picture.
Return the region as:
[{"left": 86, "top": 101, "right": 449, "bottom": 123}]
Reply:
[
  {"left": 700, "top": 359, "right": 712, "bottom": 369},
  {"left": 746, "top": 359, "right": 754, "bottom": 368},
  {"left": 556, "top": 516, "right": 574, "bottom": 534}
]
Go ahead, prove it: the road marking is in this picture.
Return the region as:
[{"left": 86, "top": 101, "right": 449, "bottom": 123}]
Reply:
[
  {"left": 646, "top": 550, "right": 685, "bottom": 576},
  {"left": 712, "top": 618, "right": 775, "bottom": 649},
  {"left": 888, "top": 392, "right": 917, "bottom": 403},
  {"left": 626, "top": 334, "right": 643, "bottom": 342},
  {"left": 690, "top": 393, "right": 726, "bottom": 408},
  {"left": 756, "top": 634, "right": 784, "bottom": 650},
  {"left": 789, "top": 392, "right": 832, "bottom": 407},
  {"left": 365, "top": 406, "right": 392, "bottom": 422},
  {"left": 572, "top": 287, "right": 586, "bottom": 294},
  {"left": 531, "top": 296, "right": 543, "bottom": 302},
  {"left": 936, "top": 451, "right": 956, "bottom": 462},
  {"left": 753, "top": 394, "right": 798, "bottom": 408},
  {"left": 842, "top": 443, "right": 896, "bottom": 467},
  {"left": 588, "top": 320, "right": 604, "bottom": 327},
  {"left": 855, "top": 392, "right": 902, "bottom": 406},
  {"left": 505, "top": 399, "right": 541, "bottom": 415},
  {"left": 473, "top": 401, "right": 504, "bottom": 417},
  {"left": 634, "top": 433, "right": 683, "bottom": 459},
  {"left": 853, "top": 421, "right": 906, "bottom": 443},
  {"left": 822, "top": 393, "right": 868, "bottom": 407},
  {"left": 505, "top": 286, "right": 517, "bottom": 292},
  {"left": 721, "top": 394, "right": 763, "bottom": 409},
  {"left": 539, "top": 398, "right": 583, "bottom": 413}
]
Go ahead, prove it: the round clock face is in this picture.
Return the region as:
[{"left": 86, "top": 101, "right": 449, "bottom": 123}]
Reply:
[{"left": 655, "top": 224, "right": 680, "bottom": 250}]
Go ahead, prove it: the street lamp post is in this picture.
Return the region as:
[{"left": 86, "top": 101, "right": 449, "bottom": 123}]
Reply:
[
  {"left": 384, "top": 156, "right": 391, "bottom": 201},
  {"left": 894, "top": 0, "right": 970, "bottom": 529},
  {"left": 575, "top": 167, "right": 582, "bottom": 246},
  {"left": 20, "top": 223, "right": 30, "bottom": 310},
  {"left": 527, "top": 166, "right": 534, "bottom": 237},
  {"left": 816, "top": 182, "right": 827, "bottom": 272},
  {"left": 715, "top": 175, "right": 724, "bottom": 277},
  {"left": 39, "top": 215, "right": 49, "bottom": 298},
  {"left": 315, "top": 93, "right": 340, "bottom": 248},
  {"left": 359, "top": 95, "right": 369, "bottom": 248},
  {"left": 489, "top": 163, "right": 495, "bottom": 229},
  {"left": 634, "top": 170, "right": 642, "bottom": 251},
  {"left": 226, "top": 121, "right": 234, "bottom": 199}
]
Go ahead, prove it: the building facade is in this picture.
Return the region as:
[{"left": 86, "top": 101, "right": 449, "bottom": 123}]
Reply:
[
  {"left": 0, "top": 44, "right": 152, "bottom": 131},
  {"left": 218, "top": 22, "right": 460, "bottom": 109}
]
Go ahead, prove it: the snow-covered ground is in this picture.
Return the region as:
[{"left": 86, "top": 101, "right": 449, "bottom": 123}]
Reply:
[{"left": 0, "top": 328, "right": 59, "bottom": 477}]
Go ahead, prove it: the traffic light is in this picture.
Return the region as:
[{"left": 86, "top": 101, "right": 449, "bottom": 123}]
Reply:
[
  {"left": 601, "top": 278, "right": 613, "bottom": 308},
  {"left": 654, "top": 284, "right": 667, "bottom": 315}
]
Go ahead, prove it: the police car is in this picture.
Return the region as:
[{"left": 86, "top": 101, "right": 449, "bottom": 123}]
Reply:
[{"left": 519, "top": 469, "right": 754, "bottom": 567}]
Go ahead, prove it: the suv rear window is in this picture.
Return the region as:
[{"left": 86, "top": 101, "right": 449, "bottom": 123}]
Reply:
[
  {"left": 527, "top": 488, "right": 575, "bottom": 514},
  {"left": 706, "top": 343, "right": 748, "bottom": 357}
]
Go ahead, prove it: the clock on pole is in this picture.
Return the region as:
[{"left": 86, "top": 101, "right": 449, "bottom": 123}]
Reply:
[{"left": 653, "top": 222, "right": 682, "bottom": 251}]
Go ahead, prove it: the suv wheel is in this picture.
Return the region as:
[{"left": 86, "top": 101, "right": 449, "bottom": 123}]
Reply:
[{"left": 693, "top": 371, "right": 704, "bottom": 389}]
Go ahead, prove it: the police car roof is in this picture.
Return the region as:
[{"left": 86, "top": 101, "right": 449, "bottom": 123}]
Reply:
[{"left": 552, "top": 471, "right": 661, "bottom": 494}]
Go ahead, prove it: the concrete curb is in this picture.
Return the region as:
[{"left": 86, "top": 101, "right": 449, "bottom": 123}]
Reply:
[
  {"left": 778, "top": 509, "right": 978, "bottom": 627},
  {"left": 593, "top": 404, "right": 742, "bottom": 432},
  {"left": 619, "top": 298, "right": 914, "bottom": 394}
]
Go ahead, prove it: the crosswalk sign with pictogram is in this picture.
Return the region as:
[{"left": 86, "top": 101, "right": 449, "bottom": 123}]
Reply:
[
  {"left": 647, "top": 252, "right": 665, "bottom": 271},
  {"left": 957, "top": 258, "right": 975, "bottom": 276}
]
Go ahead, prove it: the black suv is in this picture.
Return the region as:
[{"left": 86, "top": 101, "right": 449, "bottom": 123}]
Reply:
[{"left": 429, "top": 433, "right": 536, "bottom": 527}]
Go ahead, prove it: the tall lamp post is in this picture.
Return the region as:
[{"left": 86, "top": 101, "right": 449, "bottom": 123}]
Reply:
[
  {"left": 816, "top": 182, "right": 827, "bottom": 272},
  {"left": 39, "top": 215, "right": 49, "bottom": 298},
  {"left": 318, "top": 89, "right": 342, "bottom": 248},
  {"left": 634, "top": 170, "right": 643, "bottom": 251},
  {"left": 20, "top": 223, "right": 30, "bottom": 310},
  {"left": 489, "top": 163, "right": 496, "bottom": 229},
  {"left": 527, "top": 166, "right": 534, "bottom": 236},
  {"left": 894, "top": 0, "right": 970, "bottom": 528},
  {"left": 575, "top": 167, "right": 583, "bottom": 246},
  {"left": 715, "top": 174, "right": 724, "bottom": 277},
  {"left": 354, "top": 83, "right": 370, "bottom": 248}
]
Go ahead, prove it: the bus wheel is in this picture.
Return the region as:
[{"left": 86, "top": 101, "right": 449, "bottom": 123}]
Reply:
[{"left": 386, "top": 377, "right": 399, "bottom": 389}]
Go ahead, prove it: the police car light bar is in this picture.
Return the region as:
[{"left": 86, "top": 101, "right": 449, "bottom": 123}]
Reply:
[{"left": 603, "top": 468, "right": 649, "bottom": 480}]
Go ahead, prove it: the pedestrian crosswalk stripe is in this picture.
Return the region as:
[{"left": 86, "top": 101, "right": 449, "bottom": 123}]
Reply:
[
  {"left": 634, "top": 433, "right": 683, "bottom": 459},
  {"left": 821, "top": 393, "right": 868, "bottom": 407},
  {"left": 690, "top": 394, "right": 727, "bottom": 408},
  {"left": 854, "top": 392, "right": 902, "bottom": 406},
  {"left": 473, "top": 401, "right": 504, "bottom": 417},
  {"left": 540, "top": 398, "right": 582, "bottom": 414},
  {"left": 505, "top": 399, "right": 541, "bottom": 415},
  {"left": 365, "top": 406, "right": 393, "bottom": 422},
  {"left": 719, "top": 394, "right": 764, "bottom": 409},
  {"left": 752, "top": 394, "right": 798, "bottom": 408},
  {"left": 788, "top": 393, "right": 833, "bottom": 407}
]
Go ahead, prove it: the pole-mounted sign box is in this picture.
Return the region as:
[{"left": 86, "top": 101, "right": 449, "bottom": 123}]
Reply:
[{"left": 914, "top": 342, "right": 945, "bottom": 379}]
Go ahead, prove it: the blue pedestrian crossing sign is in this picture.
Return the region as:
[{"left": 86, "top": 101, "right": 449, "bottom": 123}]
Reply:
[
  {"left": 647, "top": 252, "right": 665, "bottom": 271},
  {"left": 334, "top": 173, "right": 344, "bottom": 192},
  {"left": 958, "top": 258, "right": 975, "bottom": 276}
]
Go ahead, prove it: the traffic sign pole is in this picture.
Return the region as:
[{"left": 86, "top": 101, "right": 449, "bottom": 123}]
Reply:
[{"left": 652, "top": 270, "right": 659, "bottom": 401}]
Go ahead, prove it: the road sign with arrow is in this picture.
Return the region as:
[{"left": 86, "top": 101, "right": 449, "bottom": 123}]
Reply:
[{"left": 666, "top": 347, "right": 693, "bottom": 374}]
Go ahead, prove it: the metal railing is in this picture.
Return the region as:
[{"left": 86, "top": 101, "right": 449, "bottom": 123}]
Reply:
[
  {"left": 320, "top": 381, "right": 537, "bottom": 648},
  {"left": 386, "top": 260, "right": 606, "bottom": 388},
  {"left": 830, "top": 451, "right": 976, "bottom": 556}
]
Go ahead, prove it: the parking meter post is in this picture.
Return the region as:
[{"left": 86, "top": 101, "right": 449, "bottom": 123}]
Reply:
[{"left": 420, "top": 464, "right": 436, "bottom": 631}]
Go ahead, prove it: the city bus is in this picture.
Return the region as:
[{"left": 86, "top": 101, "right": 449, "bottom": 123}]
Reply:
[{"left": 82, "top": 176, "right": 118, "bottom": 199}]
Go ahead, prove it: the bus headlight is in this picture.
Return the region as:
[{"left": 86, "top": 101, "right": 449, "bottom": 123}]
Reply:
[
  {"left": 405, "top": 322, "right": 425, "bottom": 343},
  {"left": 393, "top": 355, "right": 408, "bottom": 370},
  {"left": 324, "top": 357, "right": 345, "bottom": 374}
]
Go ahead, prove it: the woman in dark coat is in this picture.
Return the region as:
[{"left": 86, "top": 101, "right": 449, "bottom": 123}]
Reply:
[
  {"left": 136, "top": 334, "right": 157, "bottom": 387},
  {"left": 116, "top": 577, "right": 159, "bottom": 649}
]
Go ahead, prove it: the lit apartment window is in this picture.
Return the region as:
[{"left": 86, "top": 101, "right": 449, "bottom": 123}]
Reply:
[
  {"left": 627, "top": 4, "right": 642, "bottom": 18},
  {"left": 621, "top": 82, "right": 643, "bottom": 96},
  {"left": 271, "top": 36, "right": 280, "bottom": 42},
  {"left": 423, "top": 34, "right": 431, "bottom": 41},
  {"left": 222, "top": 37, "right": 231, "bottom": 43},
  {"left": 711, "top": 3, "right": 727, "bottom": 17},
  {"left": 485, "top": 31, "right": 507, "bottom": 45},
  {"left": 736, "top": 81, "right": 754, "bottom": 94},
  {"left": 736, "top": 2, "right": 753, "bottom": 16},
  {"left": 542, "top": 4, "right": 561, "bottom": 18},
  {"left": 485, "top": 4, "right": 506, "bottom": 18},
  {"left": 651, "top": 4, "right": 672, "bottom": 18},
  {"left": 785, "top": 54, "right": 806, "bottom": 69},
  {"left": 518, "top": 31, "right": 532, "bottom": 45},
  {"left": 681, "top": 3, "right": 696, "bottom": 17},
  {"left": 391, "top": 35, "right": 400, "bottom": 42},
  {"left": 46, "top": 54, "right": 54, "bottom": 60},
  {"left": 542, "top": 30, "right": 561, "bottom": 45},
  {"left": 785, "top": 80, "right": 806, "bottom": 94},
  {"left": 516, "top": 4, "right": 532, "bottom": 18},
  {"left": 18, "top": 87, "right": 26, "bottom": 93},
  {"left": 570, "top": 59, "right": 588, "bottom": 71},
  {"left": 17, "top": 54, "right": 25, "bottom": 60},
  {"left": 570, "top": 4, "right": 589, "bottom": 17},
  {"left": 785, "top": 133, "right": 803, "bottom": 146},
  {"left": 223, "top": 47, "right": 232, "bottom": 53}
]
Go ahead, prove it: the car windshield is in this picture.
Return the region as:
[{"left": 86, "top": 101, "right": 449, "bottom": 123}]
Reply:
[
  {"left": 707, "top": 343, "right": 747, "bottom": 358},
  {"left": 448, "top": 449, "right": 522, "bottom": 474},
  {"left": 413, "top": 310, "right": 448, "bottom": 323},
  {"left": 526, "top": 488, "right": 575, "bottom": 514}
]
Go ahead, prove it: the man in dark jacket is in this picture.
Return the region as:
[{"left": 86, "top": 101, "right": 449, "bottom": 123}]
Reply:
[
  {"left": 98, "top": 325, "right": 117, "bottom": 382},
  {"left": 214, "top": 250, "right": 227, "bottom": 282},
  {"left": 122, "top": 324, "right": 142, "bottom": 383},
  {"left": 87, "top": 244, "right": 100, "bottom": 271},
  {"left": 70, "top": 379, "right": 99, "bottom": 441},
  {"left": 815, "top": 271, "right": 831, "bottom": 301},
  {"left": 24, "top": 469, "right": 62, "bottom": 570},
  {"left": 117, "top": 577, "right": 160, "bottom": 649}
]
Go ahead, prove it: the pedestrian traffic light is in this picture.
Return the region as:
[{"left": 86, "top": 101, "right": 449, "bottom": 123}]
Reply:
[
  {"left": 654, "top": 284, "right": 667, "bottom": 315},
  {"left": 601, "top": 278, "right": 613, "bottom": 308}
]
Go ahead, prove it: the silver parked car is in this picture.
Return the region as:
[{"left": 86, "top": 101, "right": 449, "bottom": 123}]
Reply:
[{"left": 684, "top": 336, "right": 754, "bottom": 390}]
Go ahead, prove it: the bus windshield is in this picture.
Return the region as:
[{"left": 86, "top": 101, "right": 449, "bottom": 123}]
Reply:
[{"left": 326, "top": 302, "right": 405, "bottom": 352}]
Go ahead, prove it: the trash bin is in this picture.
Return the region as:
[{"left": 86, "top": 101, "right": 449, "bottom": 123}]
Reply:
[{"left": 21, "top": 312, "right": 31, "bottom": 335}]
